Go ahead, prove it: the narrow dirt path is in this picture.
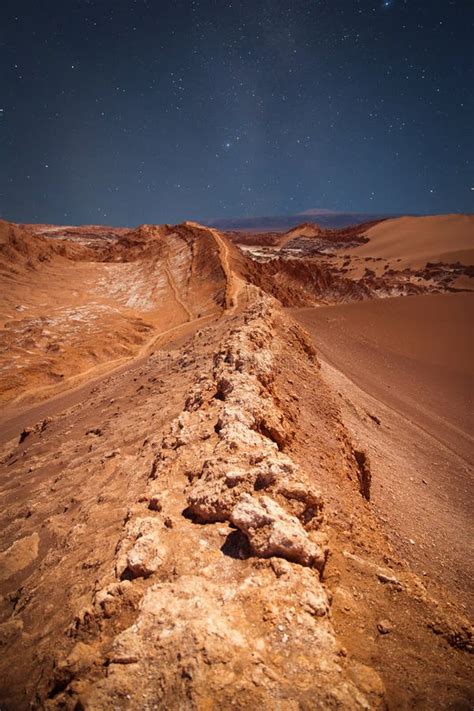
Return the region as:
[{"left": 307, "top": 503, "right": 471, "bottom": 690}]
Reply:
[
  {"left": 0, "top": 314, "right": 214, "bottom": 445},
  {"left": 209, "top": 228, "right": 245, "bottom": 313},
  {"left": 164, "top": 261, "right": 193, "bottom": 321}
]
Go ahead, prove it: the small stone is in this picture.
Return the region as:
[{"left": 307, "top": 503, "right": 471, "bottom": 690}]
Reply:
[
  {"left": 301, "top": 588, "right": 329, "bottom": 617},
  {"left": 41, "top": 417, "right": 53, "bottom": 432},
  {"left": 377, "top": 620, "right": 393, "bottom": 635},
  {"left": 19, "top": 427, "right": 34, "bottom": 444},
  {"left": 270, "top": 558, "right": 293, "bottom": 578},
  {"left": 377, "top": 572, "right": 402, "bottom": 587},
  {"left": 86, "top": 427, "right": 103, "bottom": 437},
  {"left": 104, "top": 449, "right": 121, "bottom": 458}
]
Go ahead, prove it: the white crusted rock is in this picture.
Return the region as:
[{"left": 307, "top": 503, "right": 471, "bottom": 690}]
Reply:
[
  {"left": 126, "top": 535, "right": 165, "bottom": 578},
  {"left": 230, "top": 494, "right": 327, "bottom": 571},
  {"left": 116, "top": 517, "right": 166, "bottom": 579}
]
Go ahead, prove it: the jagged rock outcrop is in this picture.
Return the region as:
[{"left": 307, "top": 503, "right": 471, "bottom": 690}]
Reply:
[
  {"left": 75, "top": 568, "right": 384, "bottom": 711},
  {"left": 184, "top": 296, "right": 325, "bottom": 567},
  {"left": 115, "top": 517, "right": 167, "bottom": 579},
  {"left": 241, "top": 257, "right": 373, "bottom": 306},
  {"left": 230, "top": 493, "right": 327, "bottom": 569}
]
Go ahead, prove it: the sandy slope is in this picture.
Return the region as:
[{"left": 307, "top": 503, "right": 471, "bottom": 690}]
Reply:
[
  {"left": 347, "top": 214, "right": 474, "bottom": 267},
  {"left": 292, "top": 293, "right": 474, "bottom": 610},
  {"left": 292, "top": 293, "right": 474, "bottom": 457}
]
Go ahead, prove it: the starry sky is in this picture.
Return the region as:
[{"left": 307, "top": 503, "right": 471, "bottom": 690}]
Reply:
[{"left": 0, "top": 0, "right": 472, "bottom": 226}]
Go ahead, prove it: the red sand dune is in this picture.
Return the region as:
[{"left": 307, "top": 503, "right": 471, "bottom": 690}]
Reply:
[{"left": 347, "top": 214, "right": 474, "bottom": 267}]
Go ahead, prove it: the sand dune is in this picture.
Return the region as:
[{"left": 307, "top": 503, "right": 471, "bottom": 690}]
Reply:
[{"left": 347, "top": 214, "right": 474, "bottom": 267}]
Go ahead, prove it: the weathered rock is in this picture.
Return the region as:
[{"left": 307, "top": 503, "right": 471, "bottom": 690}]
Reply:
[
  {"left": 353, "top": 448, "right": 372, "bottom": 501},
  {"left": 215, "top": 376, "right": 234, "bottom": 400},
  {"left": 72, "top": 574, "right": 384, "bottom": 710},
  {"left": 116, "top": 518, "right": 166, "bottom": 579},
  {"left": 277, "top": 478, "right": 323, "bottom": 525},
  {"left": 86, "top": 427, "right": 103, "bottom": 437},
  {"left": 215, "top": 402, "right": 255, "bottom": 432},
  {"left": 254, "top": 411, "right": 293, "bottom": 450},
  {"left": 104, "top": 448, "right": 121, "bottom": 459},
  {"left": 19, "top": 427, "right": 34, "bottom": 444},
  {"left": 126, "top": 536, "right": 163, "bottom": 578},
  {"left": 186, "top": 468, "right": 242, "bottom": 522},
  {"left": 109, "top": 628, "right": 142, "bottom": 665},
  {"left": 148, "top": 494, "right": 162, "bottom": 511},
  {"left": 93, "top": 580, "right": 140, "bottom": 620},
  {"left": 230, "top": 494, "right": 327, "bottom": 570},
  {"left": 378, "top": 572, "right": 403, "bottom": 588},
  {"left": 301, "top": 587, "right": 330, "bottom": 617}
]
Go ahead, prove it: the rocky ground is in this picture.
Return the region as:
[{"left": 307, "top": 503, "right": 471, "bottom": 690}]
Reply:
[{"left": 0, "top": 216, "right": 472, "bottom": 709}]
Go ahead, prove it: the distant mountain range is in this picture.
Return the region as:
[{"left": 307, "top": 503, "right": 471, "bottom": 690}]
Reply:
[{"left": 205, "top": 210, "right": 411, "bottom": 232}]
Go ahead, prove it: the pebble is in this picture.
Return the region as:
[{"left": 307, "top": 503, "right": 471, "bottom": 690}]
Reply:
[
  {"left": 377, "top": 620, "right": 394, "bottom": 635},
  {"left": 377, "top": 573, "right": 402, "bottom": 588}
]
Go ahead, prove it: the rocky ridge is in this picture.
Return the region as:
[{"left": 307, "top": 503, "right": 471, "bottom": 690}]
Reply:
[{"left": 41, "top": 293, "right": 385, "bottom": 709}]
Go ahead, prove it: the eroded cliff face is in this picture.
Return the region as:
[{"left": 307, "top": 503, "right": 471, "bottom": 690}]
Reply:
[{"left": 0, "top": 221, "right": 228, "bottom": 404}]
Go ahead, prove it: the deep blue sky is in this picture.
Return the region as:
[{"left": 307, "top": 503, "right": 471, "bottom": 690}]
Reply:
[{"left": 0, "top": 0, "right": 472, "bottom": 226}]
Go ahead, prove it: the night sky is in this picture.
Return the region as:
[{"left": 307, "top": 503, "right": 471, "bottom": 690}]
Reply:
[{"left": 0, "top": 0, "right": 473, "bottom": 226}]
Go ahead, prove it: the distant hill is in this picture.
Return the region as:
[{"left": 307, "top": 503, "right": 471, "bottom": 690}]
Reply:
[{"left": 205, "top": 210, "right": 409, "bottom": 232}]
